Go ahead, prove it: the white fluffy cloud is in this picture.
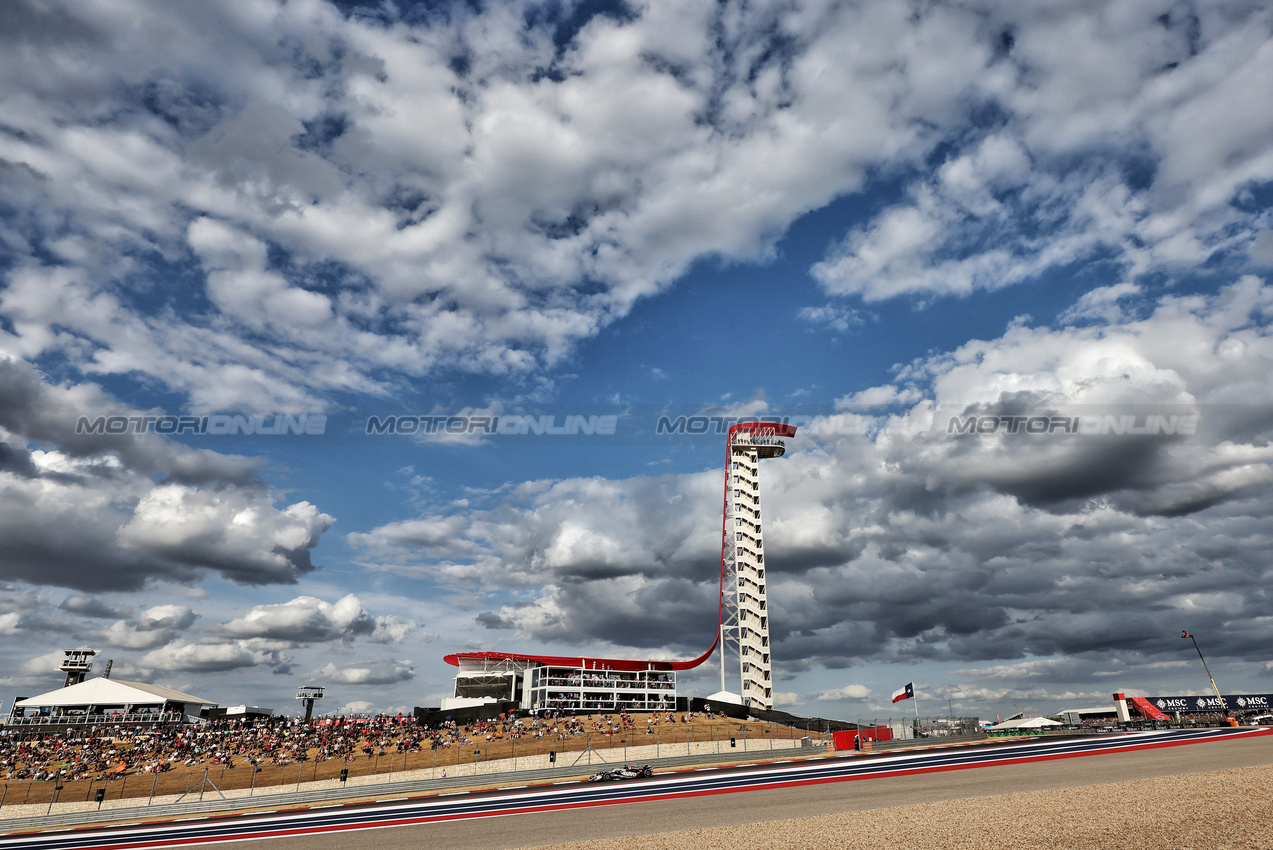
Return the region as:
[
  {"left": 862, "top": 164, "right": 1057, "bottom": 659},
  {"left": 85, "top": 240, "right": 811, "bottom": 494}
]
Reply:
[
  {"left": 138, "top": 640, "right": 283, "bottom": 674},
  {"left": 813, "top": 3, "right": 1273, "bottom": 302},
  {"left": 104, "top": 605, "right": 198, "bottom": 650},
  {"left": 222, "top": 593, "right": 417, "bottom": 645},
  {"left": 5, "top": 2, "right": 1265, "bottom": 403},
  {"left": 308, "top": 660, "right": 415, "bottom": 686},
  {"left": 354, "top": 278, "right": 1273, "bottom": 675},
  {"left": 810, "top": 684, "right": 872, "bottom": 702}
]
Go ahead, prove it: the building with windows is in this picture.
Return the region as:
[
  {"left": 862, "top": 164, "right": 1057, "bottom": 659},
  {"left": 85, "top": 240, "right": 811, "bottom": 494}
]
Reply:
[{"left": 441, "top": 650, "right": 701, "bottom": 714}]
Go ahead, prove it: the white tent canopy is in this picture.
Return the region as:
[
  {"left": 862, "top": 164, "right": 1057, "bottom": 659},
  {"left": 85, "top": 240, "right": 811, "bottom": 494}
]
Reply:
[
  {"left": 14, "top": 677, "right": 214, "bottom": 711},
  {"left": 989, "top": 716, "right": 1063, "bottom": 731},
  {"left": 703, "top": 690, "right": 745, "bottom": 707}
]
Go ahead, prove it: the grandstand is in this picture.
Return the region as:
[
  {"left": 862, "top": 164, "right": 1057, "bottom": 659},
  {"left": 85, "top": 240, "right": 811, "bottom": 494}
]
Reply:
[{"left": 440, "top": 651, "right": 689, "bottom": 715}]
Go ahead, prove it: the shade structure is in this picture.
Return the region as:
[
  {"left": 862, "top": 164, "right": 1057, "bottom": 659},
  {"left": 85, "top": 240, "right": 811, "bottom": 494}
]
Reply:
[{"left": 13, "top": 677, "right": 213, "bottom": 711}]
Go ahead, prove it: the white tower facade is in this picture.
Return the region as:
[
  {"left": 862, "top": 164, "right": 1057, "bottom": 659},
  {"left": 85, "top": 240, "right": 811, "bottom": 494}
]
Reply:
[{"left": 719, "top": 422, "right": 795, "bottom": 710}]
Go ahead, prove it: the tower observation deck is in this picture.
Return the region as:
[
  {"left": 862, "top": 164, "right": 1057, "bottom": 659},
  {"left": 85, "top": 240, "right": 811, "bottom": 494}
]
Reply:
[
  {"left": 442, "top": 421, "right": 796, "bottom": 713},
  {"left": 718, "top": 422, "right": 797, "bottom": 710}
]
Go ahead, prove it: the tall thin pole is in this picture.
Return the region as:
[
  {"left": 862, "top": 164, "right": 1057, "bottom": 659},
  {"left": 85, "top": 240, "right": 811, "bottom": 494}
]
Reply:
[
  {"left": 1183, "top": 631, "right": 1227, "bottom": 715},
  {"left": 720, "top": 625, "right": 726, "bottom": 695}
]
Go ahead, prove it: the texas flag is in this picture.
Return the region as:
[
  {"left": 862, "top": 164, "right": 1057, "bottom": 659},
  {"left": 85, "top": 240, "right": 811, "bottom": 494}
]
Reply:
[{"left": 891, "top": 682, "right": 914, "bottom": 704}]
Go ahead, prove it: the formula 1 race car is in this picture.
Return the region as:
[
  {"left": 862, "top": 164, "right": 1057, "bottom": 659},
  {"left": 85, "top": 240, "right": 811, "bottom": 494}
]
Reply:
[{"left": 588, "top": 764, "right": 653, "bottom": 782}]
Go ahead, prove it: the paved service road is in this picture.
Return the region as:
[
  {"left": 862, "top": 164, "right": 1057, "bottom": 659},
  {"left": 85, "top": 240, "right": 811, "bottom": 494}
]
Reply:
[{"left": 6, "top": 728, "right": 1271, "bottom": 850}]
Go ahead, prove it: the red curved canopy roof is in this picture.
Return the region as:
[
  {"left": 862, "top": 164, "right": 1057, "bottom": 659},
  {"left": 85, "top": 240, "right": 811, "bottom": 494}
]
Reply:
[
  {"left": 444, "top": 635, "right": 717, "bottom": 672},
  {"left": 728, "top": 421, "right": 798, "bottom": 439},
  {"left": 444, "top": 421, "right": 795, "bottom": 674}
]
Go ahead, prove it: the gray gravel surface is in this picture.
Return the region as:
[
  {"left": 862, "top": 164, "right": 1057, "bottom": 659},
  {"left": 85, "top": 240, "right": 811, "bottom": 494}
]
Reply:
[{"left": 533, "top": 762, "right": 1273, "bottom": 850}]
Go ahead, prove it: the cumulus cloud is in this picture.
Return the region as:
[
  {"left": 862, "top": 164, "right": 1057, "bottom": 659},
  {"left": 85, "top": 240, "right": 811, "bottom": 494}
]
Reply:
[
  {"left": 308, "top": 660, "right": 415, "bottom": 686},
  {"left": 0, "top": 358, "right": 335, "bottom": 591},
  {"left": 8, "top": 2, "right": 1264, "bottom": 404},
  {"left": 139, "top": 640, "right": 286, "bottom": 674},
  {"left": 813, "top": 4, "right": 1273, "bottom": 302},
  {"left": 59, "top": 596, "right": 127, "bottom": 619},
  {"left": 354, "top": 279, "right": 1273, "bottom": 674},
  {"left": 810, "top": 684, "right": 872, "bottom": 702},
  {"left": 2, "top": 0, "right": 1273, "bottom": 717},
  {"left": 221, "top": 593, "right": 416, "bottom": 645},
  {"left": 104, "top": 604, "right": 199, "bottom": 650}
]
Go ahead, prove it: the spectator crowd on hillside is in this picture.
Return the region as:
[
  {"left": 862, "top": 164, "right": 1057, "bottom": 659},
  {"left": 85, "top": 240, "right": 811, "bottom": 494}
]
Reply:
[{"left": 1, "top": 709, "right": 705, "bottom": 783}]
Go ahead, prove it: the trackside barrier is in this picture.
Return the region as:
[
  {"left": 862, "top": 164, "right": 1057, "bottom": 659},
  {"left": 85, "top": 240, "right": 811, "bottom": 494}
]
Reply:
[
  {"left": 869, "top": 732, "right": 986, "bottom": 751},
  {"left": 0, "top": 741, "right": 818, "bottom": 832}
]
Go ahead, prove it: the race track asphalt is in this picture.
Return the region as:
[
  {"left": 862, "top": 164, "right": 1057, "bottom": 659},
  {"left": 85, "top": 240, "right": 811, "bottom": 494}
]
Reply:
[{"left": 213, "top": 731, "right": 1273, "bottom": 850}]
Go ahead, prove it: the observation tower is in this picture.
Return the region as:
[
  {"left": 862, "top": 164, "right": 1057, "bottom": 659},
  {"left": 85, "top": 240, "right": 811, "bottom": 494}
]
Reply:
[
  {"left": 718, "top": 422, "right": 796, "bottom": 710},
  {"left": 59, "top": 648, "right": 96, "bottom": 688},
  {"left": 441, "top": 421, "right": 796, "bottom": 714}
]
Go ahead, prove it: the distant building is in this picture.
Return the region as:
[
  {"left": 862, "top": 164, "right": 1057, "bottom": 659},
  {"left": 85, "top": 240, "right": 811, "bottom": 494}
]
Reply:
[
  {"left": 1058, "top": 706, "right": 1118, "bottom": 725},
  {"left": 441, "top": 651, "right": 688, "bottom": 713}
]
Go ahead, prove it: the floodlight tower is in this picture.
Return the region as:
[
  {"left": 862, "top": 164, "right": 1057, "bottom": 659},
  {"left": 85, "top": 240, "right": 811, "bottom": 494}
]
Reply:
[
  {"left": 297, "top": 685, "right": 325, "bottom": 722},
  {"left": 719, "top": 421, "right": 796, "bottom": 710}
]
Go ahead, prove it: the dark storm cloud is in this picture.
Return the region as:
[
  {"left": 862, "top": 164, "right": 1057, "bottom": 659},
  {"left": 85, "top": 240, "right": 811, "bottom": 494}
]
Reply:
[
  {"left": 0, "top": 359, "right": 262, "bottom": 486},
  {"left": 0, "top": 440, "right": 38, "bottom": 477},
  {"left": 0, "top": 360, "right": 335, "bottom": 591},
  {"left": 59, "top": 595, "right": 127, "bottom": 619}
]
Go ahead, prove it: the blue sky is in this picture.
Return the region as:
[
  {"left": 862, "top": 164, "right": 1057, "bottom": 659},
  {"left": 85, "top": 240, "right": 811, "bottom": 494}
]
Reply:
[{"left": 3, "top": 0, "right": 1273, "bottom": 722}]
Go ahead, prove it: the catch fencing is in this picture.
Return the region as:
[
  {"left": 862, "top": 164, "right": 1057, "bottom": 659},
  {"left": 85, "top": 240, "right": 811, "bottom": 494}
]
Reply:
[{"left": 0, "top": 737, "right": 819, "bottom": 832}]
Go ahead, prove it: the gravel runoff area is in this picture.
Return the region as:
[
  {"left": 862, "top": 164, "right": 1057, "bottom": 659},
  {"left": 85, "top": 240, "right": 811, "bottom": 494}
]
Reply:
[{"left": 531, "top": 762, "right": 1273, "bottom": 850}]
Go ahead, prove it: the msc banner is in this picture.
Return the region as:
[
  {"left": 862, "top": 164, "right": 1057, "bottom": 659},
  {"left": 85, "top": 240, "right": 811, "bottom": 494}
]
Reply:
[{"left": 1146, "top": 694, "right": 1273, "bottom": 713}]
